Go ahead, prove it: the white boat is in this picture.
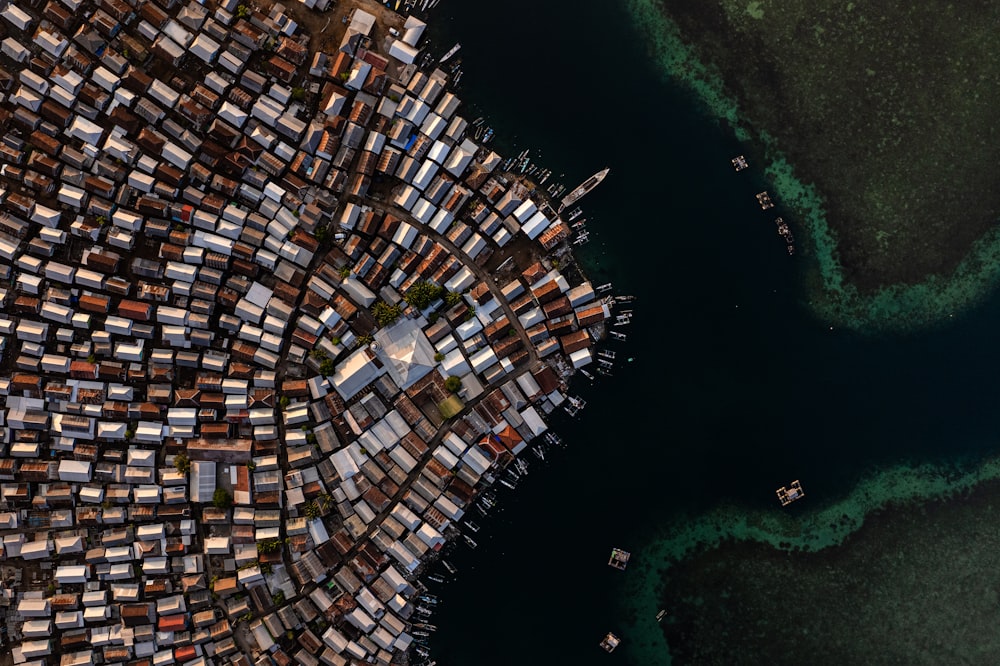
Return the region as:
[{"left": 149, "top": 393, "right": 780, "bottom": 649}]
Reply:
[
  {"left": 559, "top": 168, "right": 609, "bottom": 212},
  {"left": 463, "top": 534, "right": 478, "bottom": 549},
  {"left": 439, "top": 43, "right": 461, "bottom": 63}
]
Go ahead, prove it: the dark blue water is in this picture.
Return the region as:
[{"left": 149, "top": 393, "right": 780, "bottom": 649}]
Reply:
[{"left": 421, "top": 1, "right": 1000, "bottom": 664}]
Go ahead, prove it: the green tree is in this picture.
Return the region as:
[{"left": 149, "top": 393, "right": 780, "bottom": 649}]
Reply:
[
  {"left": 173, "top": 453, "right": 191, "bottom": 475},
  {"left": 291, "top": 87, "right": 306, "bottom": 101},
  {"left": 404, "top": 281, "right": 445, "bottom": 310},
  {"left": 434, "top": 352, "right": 445, "bottom": 362},
  {"left": 213, "top": 488, "right": 232, "bottom": 509},
  {"left": 444, "top": 375, "right": 462, "bottom": 393},
  {"left": 278, "top": 395, "right": 290, "bottom": 410},
  {"left": 319, "top": 358, "right": 336, "bottom": 376},
  {"left": 304, "top": 501, "right": 320, "bottom": 520},
  {"left": 444, "top": 291, "right": 463, "bottom": 307},
  {"left": 338, "top": 266, "right": 351, "bottom": 279},
  {"left": 371, "top": 301, "right": 402, "bottom": 327}
]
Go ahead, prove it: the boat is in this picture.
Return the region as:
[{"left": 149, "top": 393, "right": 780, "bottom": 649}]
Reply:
[
  {"left": 426, "top": 574, "right": 445, "bottom": 584},
  {"left": 463, "top": 534, "right": 478, "bottom": 549},
  {"left": 596, "top": 367, "right": 613, "bottom": 377},
  {"left": 579, "top": 368, "right": 595, "bottom": 381},
  {"left": 440, "top": 43, "right": 461, "bottom": 63},
  {"left": 610, "top": 331, "right": 627, "bottom": 342},
  {"left": 482, "top": 127, "right": 494, "bottom": 143},
  {"left": 412, "top": 630, "right": 431, "bottom": 638},
  {"left": 415, "top": 606, "right": 433, "bottom": 616},
  {"left": 413, "top": 623, "right": 438, "bottom": 631},
  {"left": 731, "top": 155, "right": 749, "bottom": 171},
  {"left": 598, "top": 350, "right": 616, "bottom": 360},
  {"left": 559, "top": 167, "right": 610, "bottom": 213},
  {"left": 499, "top": 478, "right": 516, "bottom": 490},
  {"left": 656, "top": 610, "right": 666, "bottom": 622},
  {"left": 596, "top": 282, "right": 613, "bottom": 293},
  {"left": 442, "top": 560, "right": 457, "bottom": 574},
  {"left": 614, "top": 294, "right": 636, "bottom": 303},
  {"left": 567, "top": 207, "right": 583, "bottom": 221},
  {"left": 516, "top": 458, "right": 529, "bottom": 475},
  {"left": 608, "top": 547, "right": 631, "bottom": 571},
  {"left": 599, "top": 633, "right": 621, "bottom": 653},
  {"left": 414, "top": 647, "right": 430, "bottom": 658},
  {"left": 464, "top": 520, "right": 480, "bottom": 533},
  {"left": 419, "top": 595, "right": 438, "bottom": 605},
  {"left": 531, "top": 446, "right": 546, "bottom": 461}
]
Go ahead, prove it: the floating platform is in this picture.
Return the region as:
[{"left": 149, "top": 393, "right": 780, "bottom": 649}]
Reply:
[
  {"left": 600, "top": 632, "right": 621, "bottom": 653},
  {"left": 732, "top": 155, "right": 749, "bottom": 171},
  {"left": 608, "top": 548, "right": 630, "bottom": 571},
  {"left": 776, "top": 479, "right": 805, "bottom": 506},
  {"left": 756, "top": 191, "right": 775, "bottom": 210}
]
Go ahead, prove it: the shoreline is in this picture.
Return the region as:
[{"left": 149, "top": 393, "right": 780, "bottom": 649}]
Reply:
[
  {"left": 626, "top": 0, "right": 1000, "bottom": 334},
  {"left": 617, "top": 453, "right": 1000, "bottom": 664}
]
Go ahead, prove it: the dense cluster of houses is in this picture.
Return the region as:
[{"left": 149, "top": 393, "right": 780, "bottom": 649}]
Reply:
[{"left": 0, "top": 0, "right": 614, "bottom": 663}]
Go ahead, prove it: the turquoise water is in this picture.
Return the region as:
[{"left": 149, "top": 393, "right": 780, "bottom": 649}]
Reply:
[{"left": 420, "top": 1, "right": 1000, "bottom": 664}]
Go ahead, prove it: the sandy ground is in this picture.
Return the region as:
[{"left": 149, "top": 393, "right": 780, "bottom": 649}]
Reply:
[{"left": 256, "top": 0, "right": 406, "bottom": 53}]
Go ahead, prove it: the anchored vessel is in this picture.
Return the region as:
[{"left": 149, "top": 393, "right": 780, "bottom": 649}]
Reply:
[
  {"left": 439, "top": 42, "right": 461, "bottom": 63},
  {"left": 559, "top": 168, "right": 610, "bottom": 213},
  {"left": 776, "top": 479, "right": 805, "bottom": 506}
]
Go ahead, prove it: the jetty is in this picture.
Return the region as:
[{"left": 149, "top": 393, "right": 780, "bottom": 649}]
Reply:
[
  {"left": 608, "top": 548, "right": 631, "bottom": 571},
  {"left": 600, "top": 633, "right": 621, "bottom": 653},
  {"left": 776, "top": 480, "right": 805, "bottom": 506}
]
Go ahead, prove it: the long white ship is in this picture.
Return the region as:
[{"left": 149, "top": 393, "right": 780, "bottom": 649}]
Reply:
[
  {"left": 439, "top": 43, "right": 461, "bottom": 63},
  {"left": 559, "top": 167, "right": 609, "bottom": 213}
]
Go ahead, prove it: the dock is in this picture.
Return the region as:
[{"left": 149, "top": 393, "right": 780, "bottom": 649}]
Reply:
[
  {"left": 600, "top": 633, "right": 621, "bottom": 653},
  {"left": 608, "top": 548, "right": 630, "bottom": 571},
  {"left": 776, "top": 479, "right": 805, "bottom": 506}
]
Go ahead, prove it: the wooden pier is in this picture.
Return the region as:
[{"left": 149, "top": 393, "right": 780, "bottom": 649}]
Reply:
[
  {"left": 776, "top": 479, "right": 804, "bottom": 506},
  {"left": 608, "top": 548, "right": 630, "bottom": 571}
]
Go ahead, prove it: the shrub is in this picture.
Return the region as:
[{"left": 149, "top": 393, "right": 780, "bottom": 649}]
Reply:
[
  {"left": 444, "top": 375, "right": 462, "bottom": 393},
  {"left": 404, "top": 281, "right": 445, "bottom": 310},
  {"left": 213, "top": 489, "right": 232, "bottom": 509},
  {"left": 173, "top": 453, "right": 191, "bottom": 475},
  {"left": 434, "top": 352, "right": 445, "bottom": 362},
  {"left": 372, "top": 301, "right": 402, "bottom": 327}
]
